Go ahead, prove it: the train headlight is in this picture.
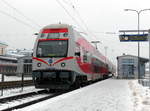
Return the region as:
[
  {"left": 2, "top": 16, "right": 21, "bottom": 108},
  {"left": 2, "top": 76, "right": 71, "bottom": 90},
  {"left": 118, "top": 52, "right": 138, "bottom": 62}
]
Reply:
[
  {"left": 61, "top": 62, "right": 66, "bottom": 67},
  {"left": 37, "top": 63, "right": 41, "bottom": 67}
]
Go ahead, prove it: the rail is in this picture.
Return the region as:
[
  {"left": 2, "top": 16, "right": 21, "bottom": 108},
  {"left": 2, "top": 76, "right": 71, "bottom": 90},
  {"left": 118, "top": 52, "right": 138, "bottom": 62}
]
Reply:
[{"left": 0, "top": 80, "right": 33, "bottom": 89}]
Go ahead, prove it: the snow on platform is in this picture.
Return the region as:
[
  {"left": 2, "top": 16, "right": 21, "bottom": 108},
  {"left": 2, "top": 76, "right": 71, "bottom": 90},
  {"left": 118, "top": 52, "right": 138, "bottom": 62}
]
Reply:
[
  {"left": 129, "top": 80, "right": 150, "bottom": 111},
  {"left": 17, "top": 79, "right": 136, "bottom": 111},
  {"left": 0, "top": 74, "right": 32, "bottom": 81},
  {"left": 0, "top": 86, "right": 40, "bottom": 99}
]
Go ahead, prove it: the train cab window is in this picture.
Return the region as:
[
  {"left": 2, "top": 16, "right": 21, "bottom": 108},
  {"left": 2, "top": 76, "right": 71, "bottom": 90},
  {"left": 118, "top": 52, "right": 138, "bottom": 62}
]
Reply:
[
  {"left": 46, "top": 32, "right": 68, "bottom": 39},
  {"left": 37, "top": 40, "right": 68, "bottom": 57},
  {"left": 47, "top": 33, "right": 60, "bottom": 39},
  {"left": 40, "top": 33, "right": 48, "bottom": 38}
]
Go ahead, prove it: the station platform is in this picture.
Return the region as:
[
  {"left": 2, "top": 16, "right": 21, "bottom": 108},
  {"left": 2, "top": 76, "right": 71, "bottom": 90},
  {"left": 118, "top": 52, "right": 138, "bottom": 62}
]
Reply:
[{"left": 17, "top": 79, "right": 148, "bottom": 111}]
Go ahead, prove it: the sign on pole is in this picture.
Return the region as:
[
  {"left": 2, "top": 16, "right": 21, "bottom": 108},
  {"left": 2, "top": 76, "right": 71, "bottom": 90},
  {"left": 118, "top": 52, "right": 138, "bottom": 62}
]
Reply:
[
  {"left": 119, "top": 30, "right": 148, "bottom": 42},
  {"left": 119, "top": 34, "right": 148, "bottom": 42}
]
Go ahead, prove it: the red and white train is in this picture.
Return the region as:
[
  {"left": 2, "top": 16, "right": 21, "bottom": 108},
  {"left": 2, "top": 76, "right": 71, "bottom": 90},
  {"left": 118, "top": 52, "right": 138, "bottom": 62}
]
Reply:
[{"left": 32, "top": 24, "right": 116, "bottom": 89}]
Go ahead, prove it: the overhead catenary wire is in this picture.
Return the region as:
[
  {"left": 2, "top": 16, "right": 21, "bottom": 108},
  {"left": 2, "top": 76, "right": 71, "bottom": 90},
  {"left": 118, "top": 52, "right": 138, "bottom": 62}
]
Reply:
[
  {"left": 62, "top": 1, "right": 116, "bottom": 63},
  {"left": 62, "top": 1, "right": 118, "bottom": 37},
  {"left": 56, "top": 0, "right": 88, "bottom": 34},
  {"left": 1, "top": 0, "right": 41, "bottom": 28},
  {"left": 61, "top": 0, "right": 119, "bottom": 60},
  {"left": 61, "top": 0, "right": 101, "bottom": 41},
  {"left": 62, "top": 0, "right": 74, "bottom": 8},
  {"left": 93, "top": 31, "right": 119, "bottom": 35},
  {"left": 0, "top": 10, "right": 37, "bottom": 30},
  {"left": 73, "top": 6, "right": 99, "bottom": 41}
]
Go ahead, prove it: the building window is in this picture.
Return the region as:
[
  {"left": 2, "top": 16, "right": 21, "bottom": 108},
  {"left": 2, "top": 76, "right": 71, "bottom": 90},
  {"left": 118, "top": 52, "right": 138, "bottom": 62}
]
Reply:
[{"left": 122, "top": 59, "right": 134, "bottom": 64}]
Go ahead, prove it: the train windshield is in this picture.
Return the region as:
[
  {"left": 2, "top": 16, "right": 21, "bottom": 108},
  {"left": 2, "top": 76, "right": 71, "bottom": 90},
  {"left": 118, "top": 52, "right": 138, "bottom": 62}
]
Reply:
[{"left": 37, "top": 40, "right": 68, "bottom": 57}]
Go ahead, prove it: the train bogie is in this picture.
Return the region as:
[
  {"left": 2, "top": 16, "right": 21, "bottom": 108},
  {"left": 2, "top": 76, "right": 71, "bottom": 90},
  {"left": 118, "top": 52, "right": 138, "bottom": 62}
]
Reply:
[{"left": 32, "top": 70, "right": 88, "bottom": 90}]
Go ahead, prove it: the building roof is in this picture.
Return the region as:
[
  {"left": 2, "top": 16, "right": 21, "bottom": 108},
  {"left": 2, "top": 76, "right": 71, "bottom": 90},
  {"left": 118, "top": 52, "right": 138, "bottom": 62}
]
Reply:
[
  {"left": 0, "top": 41, "right": 8, "bottom": 46},
  {"left": 117, "top": 54, "right": 149, "bottom": 63}
]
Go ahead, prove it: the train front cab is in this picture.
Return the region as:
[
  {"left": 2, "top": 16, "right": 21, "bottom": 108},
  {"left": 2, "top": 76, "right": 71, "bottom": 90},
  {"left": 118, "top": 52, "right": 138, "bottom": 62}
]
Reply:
[{"left": 32, "top": 24, "right": 97, "bottom": 90}]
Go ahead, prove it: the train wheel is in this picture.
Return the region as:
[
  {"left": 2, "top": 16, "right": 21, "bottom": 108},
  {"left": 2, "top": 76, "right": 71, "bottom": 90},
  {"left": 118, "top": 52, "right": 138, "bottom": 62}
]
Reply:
[
  {"left": 48, "top": 89, "right": 56, "bottom": 93},
  {"left": 70, "top": 80, "right": 80, "bottom": 89}
]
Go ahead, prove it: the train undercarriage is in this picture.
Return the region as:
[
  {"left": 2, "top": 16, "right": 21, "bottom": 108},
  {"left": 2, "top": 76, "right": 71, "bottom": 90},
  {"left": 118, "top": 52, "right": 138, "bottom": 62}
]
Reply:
[{"left": 32, "top": 70, "right": 88, "bottom": 90}]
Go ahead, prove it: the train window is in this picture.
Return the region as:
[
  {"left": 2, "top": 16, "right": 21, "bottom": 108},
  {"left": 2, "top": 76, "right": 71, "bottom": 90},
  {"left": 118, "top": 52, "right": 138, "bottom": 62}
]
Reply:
[
  {"left": 37, "top": 40, "right": 68, "bottom": 57},
  {"left": 47, "top": 33, "right": 60, "bottom": 39},
  {"left": 40, "top": 33, "right": 48, "bottom": 38},
  {"left": 37, "top": 48, "right": 42, "bottom": 56},
  {"left": 83, "top": 49, "right": 88, "bottom": 62},
  {"left": 41, "top": 33, "right": 45, "bottom": 38},
  {"left": 83, "top": 55, "right": 87, "bottom": 62}
]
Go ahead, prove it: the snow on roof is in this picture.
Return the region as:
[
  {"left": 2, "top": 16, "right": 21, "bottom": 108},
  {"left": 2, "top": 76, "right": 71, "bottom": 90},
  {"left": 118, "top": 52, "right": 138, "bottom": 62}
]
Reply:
[
  {"left": 0, "top": 55, "right": 17, "bottom": 61},
  {"left": 117, "top": 54, "right": 149, "bottom": 62},
  {"left": 0, "top": 41, "right": 8, "bottom": 46}
]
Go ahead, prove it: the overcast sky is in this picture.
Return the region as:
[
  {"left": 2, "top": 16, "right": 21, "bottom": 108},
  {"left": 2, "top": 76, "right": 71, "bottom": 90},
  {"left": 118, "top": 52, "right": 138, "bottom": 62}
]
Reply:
[{"left": 1, "top": 0, "right": 150, "bottom": 64}]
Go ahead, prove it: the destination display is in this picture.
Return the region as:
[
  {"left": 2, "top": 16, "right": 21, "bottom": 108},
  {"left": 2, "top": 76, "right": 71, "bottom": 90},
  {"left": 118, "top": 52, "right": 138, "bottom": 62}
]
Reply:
[{"left": 119, "top": 34, "right": 148, "bottom": 42}]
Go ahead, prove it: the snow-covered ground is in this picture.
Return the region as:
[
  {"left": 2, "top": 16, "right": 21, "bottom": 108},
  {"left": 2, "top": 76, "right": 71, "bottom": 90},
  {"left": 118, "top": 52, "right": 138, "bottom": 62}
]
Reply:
[
  {"left": 0, "top": 74, "right": 32, "bottom": 81},
  {"left": 16, "top": 79, "right": 138, "bottom": 111},
  {"left": 0, "top": 74, "right": 35, "bottom": 98},
  {"left": 129, "top": 80, "right": 150, "bottom": 111},
  {"left": 0, "top": 86, "right": 40, "bottom": 99},
  {"left": 0, "top": 78, "right": 149, "bottom": 111},
  {"left": 0, "top": 90, "right": 49, "bottom": 111}
]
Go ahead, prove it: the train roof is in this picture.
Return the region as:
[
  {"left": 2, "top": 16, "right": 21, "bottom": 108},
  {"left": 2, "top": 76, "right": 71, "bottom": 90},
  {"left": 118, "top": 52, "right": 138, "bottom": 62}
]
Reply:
[{"left": 42, "top": 24, "right": 72, "bottom": 29}]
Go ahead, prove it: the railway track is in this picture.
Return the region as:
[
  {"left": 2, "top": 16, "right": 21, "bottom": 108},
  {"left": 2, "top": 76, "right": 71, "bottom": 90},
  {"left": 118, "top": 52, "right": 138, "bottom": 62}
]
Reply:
[
  {"left": 0, "top": 90, "right": 47, "bottom": 103},
  {"left": 0, "top": 80, "right": 33, "bottom": 89},
  {"left": 0, "top": 90, "right": 67, "bottom": 111}
]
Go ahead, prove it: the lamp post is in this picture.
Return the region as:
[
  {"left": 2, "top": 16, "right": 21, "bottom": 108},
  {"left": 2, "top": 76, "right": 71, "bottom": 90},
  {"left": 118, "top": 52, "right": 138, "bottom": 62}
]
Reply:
[
  {"left": 124, "top": 9, "right": 150, "bottom": 80},
  {"left": 91, "top": 41, "right": 101, "bottom": 49}
]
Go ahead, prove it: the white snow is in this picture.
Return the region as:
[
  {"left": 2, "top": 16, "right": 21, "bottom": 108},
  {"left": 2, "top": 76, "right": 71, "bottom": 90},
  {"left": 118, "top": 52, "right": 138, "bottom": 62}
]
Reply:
[
  {"left": 129, "top": 80, "right": 150, "bottom": 111},
  {"left": 0, "top": 74, "right": 32, "bottom": 81},
  {"left": 0, "top": 86, "right": 40, "bottom": 98},
  {"left": 0, "top": 93, "right": 49, "bottom": 111},
  {"left": 16, "top": 79, "right": 134, "bottom": 111},
  {"left": 0, "top": 74, "right": 37, "bottom": 98},
  {"left": 0, "top": 78, "right": 149, "bottom": 111}
]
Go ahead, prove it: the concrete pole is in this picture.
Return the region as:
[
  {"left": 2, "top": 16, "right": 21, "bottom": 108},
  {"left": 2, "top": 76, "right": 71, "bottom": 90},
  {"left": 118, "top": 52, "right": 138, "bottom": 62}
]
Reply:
[{"left": 148, "top": 29, "right": 150, "bottom": 89}]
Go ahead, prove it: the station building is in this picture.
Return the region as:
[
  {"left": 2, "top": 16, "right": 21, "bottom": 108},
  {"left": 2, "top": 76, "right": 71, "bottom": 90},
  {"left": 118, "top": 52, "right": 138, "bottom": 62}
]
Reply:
[
  {"left": 117, "top": 54, "right": 149, "bottom": 79},
  {"left": 17, "top": 56, "right": 32, "bottom": 76},
  {"left": 0, "top": 56, "right": 17, "bottom": 76},
  {"left": 0, "top": 41, "right": 8, "bottom": 55}
]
